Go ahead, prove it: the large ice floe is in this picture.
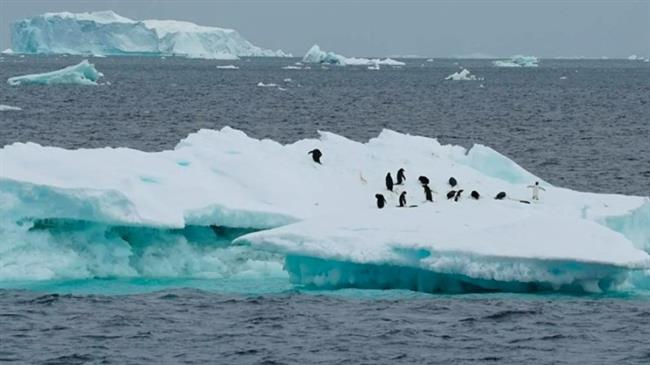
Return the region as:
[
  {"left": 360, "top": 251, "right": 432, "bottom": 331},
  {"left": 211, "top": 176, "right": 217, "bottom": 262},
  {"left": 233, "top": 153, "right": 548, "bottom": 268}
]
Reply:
[
  {"left": 7, "top": 60, "right": 103, "bottom": 86},
  {"left": 10, "top": 11, "right": 288, "bottom": 59},
  {"left": 493, "top": 55, "right": 539, "bottom": 67},
  {"left": 1, "top": 127, "right": 649, "bottom": 292},
  {"left": 302, "top": 44, "right": 405, "bottom": 66}
]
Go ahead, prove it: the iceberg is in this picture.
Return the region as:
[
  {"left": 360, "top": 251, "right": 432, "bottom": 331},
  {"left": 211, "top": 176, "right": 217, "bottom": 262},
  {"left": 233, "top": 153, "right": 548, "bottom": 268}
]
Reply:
[
  {"left": 10, "top": 11, "right": 289, "bottom": 59},
  {"left": 0, "top": 104, "right": 22, "bottom": 111},
  {"left": 445, "top": 68, "right": 480, "bottom": 81},
  {"left": 1, "top": 127, "right": 648, "bottom": 292},
  {"left": 216, "top": 65, "right": 239, "bottom": 70},
  {"left": 1, "top": 48, "right": 14, "bottom": 55},
  {"left": 7, "top": 60, "right": 103, "bottom": 86},
  {"left": 493, "top": 55, "right": 539, "bottom": 67},
  {"left": 302, "top": 44, "right": 405, "bottom": 66}
]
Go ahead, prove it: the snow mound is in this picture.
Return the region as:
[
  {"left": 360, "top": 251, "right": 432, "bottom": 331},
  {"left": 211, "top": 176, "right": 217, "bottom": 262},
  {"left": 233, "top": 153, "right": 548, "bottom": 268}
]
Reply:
[
  {"left": 302, "top": 44, "right": 405, "bottom": 66},
  {"left": 493, "top": 55, "right": 539, "bottom": 67},
  {"left": 11, "top": 11, "right": 289, "bottom": 59},
  {"left": 1, "top": 127, "right": 649, "bottom": 292},
  {"left": 7, "top": 60, "right": 103, "bottom": 86},
  {"left": 445, "top": 68, "right": 481, "bottom": 81},
  {"left": 0, "top": 104, "right": 22, "bottom": 111}
]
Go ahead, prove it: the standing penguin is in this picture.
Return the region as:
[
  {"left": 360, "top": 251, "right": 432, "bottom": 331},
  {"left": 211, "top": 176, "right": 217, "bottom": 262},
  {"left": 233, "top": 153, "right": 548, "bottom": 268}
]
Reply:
[
  {"left": 423, "top": 185, "right": 433, "bottom": 202},
  {"left": 308, "top": 149, "right": 322, "bottom": 164},
  {"left": 470, "top": 191, "right": 480, "bottom": 200},
  {"left": 396, "top": 168, "right": 406, "bottom": 185},
  {"left": 399, "top": 191, "right": 407, "bottom": 207},
  {"left": 449, "top": 177, "right": 458, "bottom": 188},
  {"left": 418, "top": 176, "right": 430, "bottom": 185},
  {"left": 385, "top": 173, "right": 394, "bottom": 192},
  {"left": 375, "top": 194, "right": 387, "bottom": 209},
  {"left": 527, "top": 181, "right": 546, "bottom": 201},
  {"left": 454, "top": 189, "right": 464, "bottom": 202}
]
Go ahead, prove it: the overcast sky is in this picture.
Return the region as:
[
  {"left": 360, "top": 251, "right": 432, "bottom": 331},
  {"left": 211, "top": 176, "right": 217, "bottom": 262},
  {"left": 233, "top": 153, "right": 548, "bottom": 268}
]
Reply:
[{"left": 1, "top": 0, "right": 648, "bottom": 58}]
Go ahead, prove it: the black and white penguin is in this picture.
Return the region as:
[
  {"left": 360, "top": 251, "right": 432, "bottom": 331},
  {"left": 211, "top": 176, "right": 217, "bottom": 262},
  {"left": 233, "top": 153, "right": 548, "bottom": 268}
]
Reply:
[
  {"left": 495, "top": 192, "right": 507, "bottom": 200},
  {"left": 375, "top": 194, "right": 387, "bottom": 209},
  {"left": 308, "top": 149, "right": 322, "bottom": 164},
  {"left": 470, "top": 191, "right": 480, "bottom": 200},
  {"left": 396, "top": 168, "right": 406, "bottom": 185},
  {"left": 418, "top": 176, "right": 430, "bottom": 185},
  {"left": 454, "top": 189, "right": 464, "bottom": 202},
  {"left": 449, "top": 177, "right": 458, "bottom": 188},
  {"left": 447, "top": 190, "right": 457, "bottom": 200},
  {"left": 423, "top": 185, "right": 433, "bottom": 202},
  {"left": 399, "top": 191, "right": 407, "bottom": 207},
  {"left": 385, "top": 173, "right": 394, "bottom": 192}
]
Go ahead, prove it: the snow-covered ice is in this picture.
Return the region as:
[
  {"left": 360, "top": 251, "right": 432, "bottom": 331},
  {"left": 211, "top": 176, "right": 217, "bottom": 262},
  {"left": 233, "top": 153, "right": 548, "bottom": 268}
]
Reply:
[
  {"left": 445, "top": 68, "right": 481, "bottom": 81},
  {"left": 10, "top": 11, "right": 289, "bottom": 59},
  {"left": 7, "top": 60, "right": 103, "bottom": 86},
  {"left": 302, "top": 44, "right": 406, "bottom": 66},
  {"left": 0, "top": 104, "right": 22, "bottom": 111},
  {"left": 493, "top": 55, "right": 539, "bottom": 67},
  {"left": 1, "top": 127, "right": 648, "bottom": 292}
]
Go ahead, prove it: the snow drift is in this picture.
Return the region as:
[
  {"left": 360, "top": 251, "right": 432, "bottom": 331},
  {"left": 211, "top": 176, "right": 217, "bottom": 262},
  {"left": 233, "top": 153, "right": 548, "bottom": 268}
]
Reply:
[
  {"left": 1, "top": 127, "right": 648, "bottom": 292},
  {"left": 10, "top": 11, "right": 288, "bottom": 59},
  {"left": 7, "top": 60, "right": 103, "bottom": 86},
  {"left": 302, "top": 44, "right": 405, "bottom": 66}
]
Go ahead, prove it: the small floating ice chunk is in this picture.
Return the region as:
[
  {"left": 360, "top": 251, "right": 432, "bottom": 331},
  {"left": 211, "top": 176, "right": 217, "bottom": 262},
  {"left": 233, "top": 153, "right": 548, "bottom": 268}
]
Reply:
[
  {"left": 283, "top": 78, "right": 292, "bottom": 82},
  {"left": 217, "top": 65, "right": 239, "bottom": 69},
  {"left": 560, "top": 76, "right": 567, "bottom": 80},
  {"left": 257, "top": 82, "right": 277, "bottom": 87},
  {"left": 7, "top": 59, "right": 103, "bottom": 86},
  {"left": 2, "top": 48, "right": 15, "bottom": 55},
  {"left": 282, "top": 65, "right": 302, "bottom": 70},
  {"left": 426, "top": 58, "right": 434, "bottom": 62},
  {"left": 445, "top": 68, "right": 480, "bottom": 81},
  {"left": 0, "top": 104, "right": 22, "bottom": 111}
]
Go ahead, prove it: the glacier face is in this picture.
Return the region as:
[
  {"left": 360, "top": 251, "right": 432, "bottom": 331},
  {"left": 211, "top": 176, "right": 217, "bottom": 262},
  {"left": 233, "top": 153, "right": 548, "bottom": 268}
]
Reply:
[
  {"left": 7, "top": 59, "right": 103, "bottom": 86},
  {"left": 10, "top": 11, "right": 288, "bottom": 59},
  {"left": 302, "top": 44, "right": 405, "bottom": 66},
  {"left": 1, "top": 127, "right": 649, "bottom": 292}
]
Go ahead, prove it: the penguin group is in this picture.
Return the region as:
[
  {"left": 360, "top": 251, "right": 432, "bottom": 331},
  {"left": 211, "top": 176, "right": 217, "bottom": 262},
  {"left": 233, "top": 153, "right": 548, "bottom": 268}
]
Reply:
[{"left": 306, "top": 148, "right": 542, "bottom": 209}]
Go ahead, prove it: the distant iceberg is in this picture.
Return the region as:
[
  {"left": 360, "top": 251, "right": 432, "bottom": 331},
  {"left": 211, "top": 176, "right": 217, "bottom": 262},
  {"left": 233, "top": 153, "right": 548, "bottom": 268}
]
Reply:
[
  {"left": 302, "top": 44, "right": 405, "bottom": 66},
  {"left": 10, "top": 11, "right": 289, "bottom": 59},
  {"left": 7, "top": 59, "right": 103, "bottom": 86},
  {"left": 493, "top": 55, "right": 539, "bottom": 67},
  {"left": 445, "top": 68, "right": 480, "bottom": 81},
  {"left": 0, "top": 104, "right": 22, "bottom": 111}
]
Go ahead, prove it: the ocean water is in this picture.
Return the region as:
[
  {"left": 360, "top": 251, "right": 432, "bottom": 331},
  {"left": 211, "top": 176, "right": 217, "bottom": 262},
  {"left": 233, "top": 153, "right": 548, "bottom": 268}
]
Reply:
[{"left": 1, "top": 56, "right": 650, "bottom": 364}]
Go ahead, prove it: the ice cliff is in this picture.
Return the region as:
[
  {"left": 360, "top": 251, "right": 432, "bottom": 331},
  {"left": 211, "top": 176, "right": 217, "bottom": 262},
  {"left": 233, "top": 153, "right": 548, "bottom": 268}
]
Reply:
[
  {"left": 1, "top": 127, "right": 648, "bottom": 292},
  {"left": 10, "top": 11, "right": 288, "bottom": 59}
]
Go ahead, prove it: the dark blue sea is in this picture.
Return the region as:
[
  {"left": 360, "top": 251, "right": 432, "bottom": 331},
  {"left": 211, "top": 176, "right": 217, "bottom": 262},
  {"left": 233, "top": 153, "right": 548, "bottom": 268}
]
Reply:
[{"left": 1, "top": 55, "right": 649, "bottom": 364}]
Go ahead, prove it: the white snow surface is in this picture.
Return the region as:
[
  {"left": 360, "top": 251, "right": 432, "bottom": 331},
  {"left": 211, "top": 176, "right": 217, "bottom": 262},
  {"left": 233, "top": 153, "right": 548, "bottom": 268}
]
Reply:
[
  {"left": 1, "top": 127, "right": 649, "bottom": 289},
  {"left": 493, "top": 55, "right": 539, "bottom": 67},
  {"left": 7, "top": 60, "right": 103, "bottom": 86},
  {"left": 302, "top": 44, "right": 405, "bottom": 66},
  {"left": 11, "top": 11, "right": 289, "bottom": 59}
]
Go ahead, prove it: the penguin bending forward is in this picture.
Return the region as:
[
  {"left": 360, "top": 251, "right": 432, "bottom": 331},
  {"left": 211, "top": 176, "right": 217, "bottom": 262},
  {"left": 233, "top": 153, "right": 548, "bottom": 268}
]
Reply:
[
  {"left": 446, "top": 190, "right": 457, "bottom": 200},
  {"left": 375, "top": 194, "right": 387, "bottom": 209},
  {"left": 308, "top": 149, "right": 322, "bottom": 164},
  {"left": 495, "top": 192, "right": 507, "bottom": 200},
  {"left": 418, "top": 176, "right": 430, "bottom": 185},
  {"left": 470, "top": 191, "right": 480, "bottom": 200}
]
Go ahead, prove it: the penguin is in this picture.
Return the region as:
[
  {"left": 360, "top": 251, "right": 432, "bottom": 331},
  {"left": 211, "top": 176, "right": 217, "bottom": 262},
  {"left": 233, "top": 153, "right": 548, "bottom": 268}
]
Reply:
[
  {"left": 308, "top": 149, "right": 322, "bottom": 164},
  {"left": 454, "top": 189, "right": 464, "bottom": 202},
  {"left": 396, "top": 168, "right": 406, "bottom": 185},
  {"left": 470, "top": 191, "right": 480, "bottom": 200},
  {"left": 375, "top": 194, "right": 387, "bottom": 209},
  {"left": 495, "top": 192, "right": 507, "bottom": 200},
  {"left": 385, "top": 173, "right": 394, "bottom": 192},
  {"left": 399, "top": 191, "right": 407, "bottom": 207},
  {"left": 423, "top": 185, "right": 433, "bottom": 202},
  {"left": 447, "top": 190, "right": 457, "bottom": 200},
  {"left": 418, "top": 176, "right": 430, "bottom": 185},
  {"left": 449, "top": 177, "right": 457, "bottom": 188}
]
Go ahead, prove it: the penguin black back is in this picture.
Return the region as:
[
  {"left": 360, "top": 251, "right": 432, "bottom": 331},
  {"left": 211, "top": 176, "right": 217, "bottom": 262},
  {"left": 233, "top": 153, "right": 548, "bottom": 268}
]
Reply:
[
  {"left": 495, "top": 192, "right": 507, "bottom": 200},
  {"left": 375, "top": 194, "right": 386, "bottom": 209},
  {"left": 471, "top": 191, "right": 480, "bottom": 200},
  {"left": 454, "top": 189, "right": 464, "bottom": 202},
  {"left": 308, "top": 149, "right": 322, "bottom": 164},
  {"left": 418, "top": 176, "right": 430, "bottom": 185},
  {"left": 449, "top": 177, "right": 457, "bottom": 188},
  {"left": 399, "top": 191, "right": 407, "bottom": 207},
  {"left": 447, "top": 190, "right": 456, "bottom": 200},
  {"left": 385, "top": 173, "right": 394, "bottom": 191},
  {"left": 396, "top": 168, "right": 406, "bottom": 185}
]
